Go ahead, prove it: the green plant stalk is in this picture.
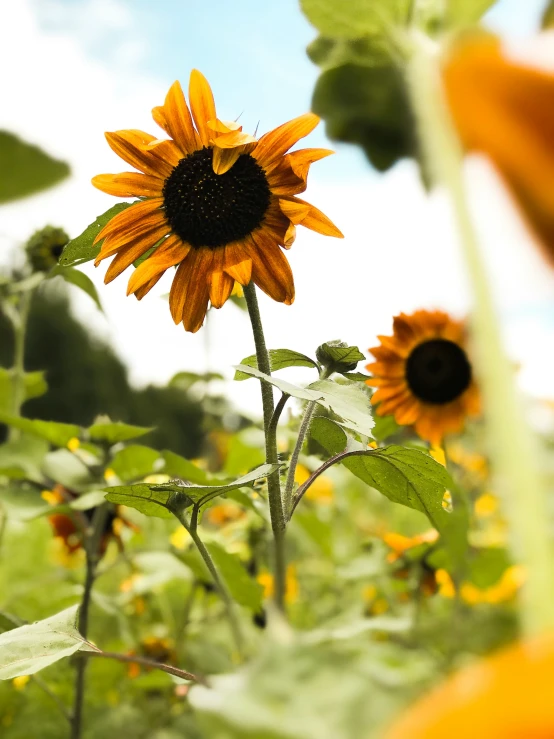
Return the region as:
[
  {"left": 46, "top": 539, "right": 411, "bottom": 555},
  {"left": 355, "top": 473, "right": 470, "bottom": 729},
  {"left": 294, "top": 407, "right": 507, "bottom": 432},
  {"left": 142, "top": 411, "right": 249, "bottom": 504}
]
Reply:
[
  {"left": 9, "top": 290, "right": 32, "bottom": 441},
  {"left": 243, "top": 282, "right": 287, "bottom": 610},
  {"left": 183, "top": 515, "right": 244, "bottom": 658},
  {"left": 406, "top": 35, "right": 554, "bottom": 634},
  {"left": 70, "top": 504, "right": 111, "bottom": 739},
  {"left": 283, "top": 368, "right": 331, "bottom": 519}
]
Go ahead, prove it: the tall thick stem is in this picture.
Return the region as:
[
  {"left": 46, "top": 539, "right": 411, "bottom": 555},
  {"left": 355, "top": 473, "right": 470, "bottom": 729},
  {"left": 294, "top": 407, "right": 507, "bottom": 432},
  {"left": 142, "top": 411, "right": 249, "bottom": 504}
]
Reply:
[
  {"left": 243, "top": 282, "right": 286, "bottom": 610},
  {"left": 406, "top": 36, "right": 554, "bottom": 634}
]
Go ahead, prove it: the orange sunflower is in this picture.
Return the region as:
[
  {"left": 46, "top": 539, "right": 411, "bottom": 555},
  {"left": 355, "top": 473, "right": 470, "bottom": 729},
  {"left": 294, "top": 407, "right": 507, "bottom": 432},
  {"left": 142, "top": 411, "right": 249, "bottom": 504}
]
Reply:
[
  {"left": 92, "top": 70, "right": 343, "bottom": 332},
  {"left": 366, "top": 310, "right": 480, "bottom": 445},
  {"left": 443, "top": 36, "right": 554, "bottom": 266}
]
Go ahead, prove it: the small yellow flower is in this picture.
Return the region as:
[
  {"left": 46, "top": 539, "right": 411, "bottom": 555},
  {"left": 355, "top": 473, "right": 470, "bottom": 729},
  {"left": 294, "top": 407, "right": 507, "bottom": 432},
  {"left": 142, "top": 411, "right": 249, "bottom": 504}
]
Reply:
[
  {"left": 170, "top": 526, "right": 191, "bottom": 550},
  {"left": 257, "top": 565, "right": 299, "bottom": 604},
  {"left": 104, "top": 467, "right": 117, "bottom": 482},
  {"left": 295, "top": 464, "right": 333, "bottom": 503},
  {"left": 67, "top": 437, "right": 80, "bottom": 452},
  {"left": 460, "top": 565, "right": 526, "bottom": 605},
  {"left": 205, "top": 501, "right": 246, "bottom": 526},
  {"left": 474, "top": 492, "right": 499, "bottom": 518},
  {"left": 436, "top": 569, "right": 456, "bottom": 598},
  {"left": 41, "top": 489, "right": 60, "bottom": 505},
  {"left": 12, "top": 675, "right": 30, "bottom": 690},
  {"left": 231, "top": 282, "right": 244, "bottom": 298},
  {"left": 382, "top": 530, "right": 439, "bottom": 563}
]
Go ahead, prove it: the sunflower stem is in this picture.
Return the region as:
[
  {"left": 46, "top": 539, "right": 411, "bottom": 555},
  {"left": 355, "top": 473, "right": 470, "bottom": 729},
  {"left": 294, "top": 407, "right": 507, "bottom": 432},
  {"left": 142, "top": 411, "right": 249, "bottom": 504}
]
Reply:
[
  {"left": 405, "top": 33, "right": 554, "bottom": 635},
  {"left": 243, "top": 282, "right": 287, "bottom": 611}
]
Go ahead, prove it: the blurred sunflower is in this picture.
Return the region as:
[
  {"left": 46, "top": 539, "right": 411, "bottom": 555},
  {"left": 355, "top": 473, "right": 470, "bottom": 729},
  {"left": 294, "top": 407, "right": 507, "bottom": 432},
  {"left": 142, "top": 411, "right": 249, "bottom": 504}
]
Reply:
[
  {"left": 386, "top": 631, "right": 554, "bottom": 738},
  {"left": 92, "top": 69, "right": 343, "bottom": 332},
  {"left": 366, "top": 310, "right": 480, "bottom": 445},
  {"left": 443, "top": 36, "right": 554, "bottom": 266}
]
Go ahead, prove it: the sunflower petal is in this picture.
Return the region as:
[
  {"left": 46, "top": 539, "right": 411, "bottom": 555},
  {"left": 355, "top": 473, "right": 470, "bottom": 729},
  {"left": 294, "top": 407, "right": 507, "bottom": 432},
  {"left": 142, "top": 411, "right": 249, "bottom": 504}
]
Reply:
[
  {"left": 96, "top": 222, "right": 169, "bottom": 264},
  {"left": 182, "top": 248, "right": 213, "bottom": 332},
  {"left": 127, "top": 234, "right": 190, "bottom": 295},
  {"left": 159, "top": 80, "right": 200, "bottom": 154},
  {"left": 189, "top": 69, "right": 216, "bottom": 147},
  {"left": 104, "top": 232, "right": 166, "bottom": 283},
  {"left": 134, "top": 273, "right": 164, "bottom": 300},
  {"left": 94, "top": 198, "right": 165, "bottom": 245},
  {"left": 209, "top": 265, "right": 235, "bottom": 309},
  {"left": 105, "top": 131, "right": 173, "bottom": 178},
  {"left": 247, "top": 233, "right": 294, "bottom": 305},
  {"left": 144, "top": 138, "right": 183, "bottom": 168},
  {"left": 279, "top": 196, "right": 343, "bottom": 238},
  {"left": 253, "top": 113, "right": 320, "bottom": 169},
  {"left": 92, "top": 172, "right": 164, "bottom": 198},
  {"left": 223, "top": 242, "right": 253, "bottom": 284},
  {"left": 169, "top": 252, "right": 196, "bottom": 324}
]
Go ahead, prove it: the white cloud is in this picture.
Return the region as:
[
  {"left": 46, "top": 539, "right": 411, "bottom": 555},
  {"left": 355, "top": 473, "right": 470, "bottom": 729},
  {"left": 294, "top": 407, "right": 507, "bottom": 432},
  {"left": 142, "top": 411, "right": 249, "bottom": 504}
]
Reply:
[{"left": 1, "top": 0, "right": 554, "bottom": 414}]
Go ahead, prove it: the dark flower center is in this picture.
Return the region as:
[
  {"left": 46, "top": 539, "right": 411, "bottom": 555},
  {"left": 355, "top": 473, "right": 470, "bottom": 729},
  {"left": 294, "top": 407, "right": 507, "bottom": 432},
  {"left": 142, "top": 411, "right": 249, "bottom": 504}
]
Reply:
[
  {"left": 405, "top": 338, "right": 471, "bottom": 404},
  {"left": 163, "top": 147, "right": 271, "bottom": 248}
]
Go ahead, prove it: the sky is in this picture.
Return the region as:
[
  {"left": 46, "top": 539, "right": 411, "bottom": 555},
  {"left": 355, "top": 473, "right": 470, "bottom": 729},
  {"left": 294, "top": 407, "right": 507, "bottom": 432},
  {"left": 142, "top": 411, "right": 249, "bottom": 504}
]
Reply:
[{"left": 1, "top": 0, "right": 554, "bottom": 412}]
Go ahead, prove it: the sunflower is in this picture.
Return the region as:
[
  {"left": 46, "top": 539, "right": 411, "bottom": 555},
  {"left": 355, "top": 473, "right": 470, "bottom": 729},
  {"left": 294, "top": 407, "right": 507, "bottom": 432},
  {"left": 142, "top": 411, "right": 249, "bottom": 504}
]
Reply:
[
  {"left": 366, "top": 310, "right": 480, "bottom": 445},
  {"left": 92, "top": 70, "right": 343, "bottom": 332},
  {"left": 443, "top": 35, "right": 554, "bottom": 266}
]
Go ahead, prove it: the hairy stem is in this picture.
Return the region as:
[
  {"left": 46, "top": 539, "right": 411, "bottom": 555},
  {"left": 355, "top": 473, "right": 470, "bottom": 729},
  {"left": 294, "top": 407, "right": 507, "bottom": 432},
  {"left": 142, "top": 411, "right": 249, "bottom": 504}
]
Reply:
[
  {"left": 406, "top": 34, "right": 554, "bottom": 634},
  {"left": 243, "top": 282, "right": 286, "bottom": 610}
]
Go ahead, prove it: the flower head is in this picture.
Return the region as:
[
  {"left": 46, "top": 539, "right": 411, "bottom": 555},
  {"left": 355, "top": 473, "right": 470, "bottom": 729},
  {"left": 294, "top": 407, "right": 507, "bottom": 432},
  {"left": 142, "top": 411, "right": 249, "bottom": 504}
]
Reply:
[
  {"left": 366, "top": 310, "right": 480, "bottom": 446},
  {"left": 444, "top": 36, "right": 554, "bottom": 266},
  {"left": 386, "top": 631, "right": 554, "bottom": 738},
  {"left": 92, "top": 70, "right": 343, "bottom": 332}
]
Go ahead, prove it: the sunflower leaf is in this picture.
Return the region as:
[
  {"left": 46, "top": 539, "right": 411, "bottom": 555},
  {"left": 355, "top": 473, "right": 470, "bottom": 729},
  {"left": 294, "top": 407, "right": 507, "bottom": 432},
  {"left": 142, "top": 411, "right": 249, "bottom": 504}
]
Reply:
[
  {"left": 0, "top": 605, "right": 98, "bottom": 680},
  {"left": 105, "top": 464, "right": 280, "bottom": 519},
  {"left": 234, "top": 349, "right": 319, "bottom": 380},
  {"left": 0, "top": 413, "right": 81, "bottom": 447},
  {"left": 300, "top": 0, "right": 411, "bottom": 38},
  {"left": 87, "top": 420, "right": 154, "bottom": 444},
  {"left": 445, "top": 0, "right": 498, "bottom": 26},
  {"left": 235, "top": 365, "right": 374, "bottom": 437},
  {"left": 59, "top": 202, "right": 134, "bottom": 267},
  {"left": 0, "top": 131, "right": 70, "bottom": 204},
  {"left": 49, "top": 266, "right": 103, "bottom": 312},
  {"left": 110, "top": 445, "right": 162, "bottom": 483}
]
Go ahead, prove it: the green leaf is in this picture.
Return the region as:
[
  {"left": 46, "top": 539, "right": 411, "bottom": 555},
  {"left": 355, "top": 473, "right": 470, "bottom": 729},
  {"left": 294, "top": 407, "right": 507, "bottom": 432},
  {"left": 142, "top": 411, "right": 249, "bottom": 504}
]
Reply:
[
  {"left": 310, "top": 416, "right": 349, "bottom": 455},
  {"left": 152, "top": 463, "right": 280, "bottom": 506},
  {"left": 300, "top": 0, "right": 411, "bottom": 37},
  {"left": 234, "top": 349, "right": 318, "bottom": 381},
  {"left": 0, "top": 131, "right": 70, "bottom": 204},
  {"left": 372, "top": 413, "right": 400, "bottom": 441},
  {"left": 308, "top": 379, "right": 374, "bottom": 437},
  {"left": 0, "top": 413, "right": 81, "bottom": 447},
  {"left": 41, "top": 449, "right": 91, "bottom": 491},
  {"left": 0, "top": 605, "right": 97, "bottom": 679},
  {"left": 315, "top": 341, "right": 365, "bottom": 373},
  {"left": 59, "top": 203, "right": 134, "bottom": 267},
  {"left": 105, "top": 464, "right": 280, "bottom": 518},
  {"left": 88, "top": 420, "right": 153, "bottom": 444},
  {"left": 307, "top": 35, "right": 392, "bottom": 70},
  {"left": 0, "top": 435, "right": 49, "bottom": 482},
  {"left": 161, "top": 450, "right": 212, "bottom": 485},
  {"left": 206, "top": 542, "right": 263, "bottom": 612},
  {"left": 312, "top": 63, "right": 414, "bottom": 172},
  {"left": 0, "top": 481, "right": 51, "bottom": 521},
  {"left": 0, "top": 368, "right": 47, "bottom": 413},
  {"left": 49, "top": 266, "right": 103, "bottom": 312},
  {"left": 342, "top": 372, "right": 370, "bottom": 382},
  {"left": 446, "top": 0, "right": 497, "bottom": 26},
  {"left": 110, "top": 445, "right": 162, "bottom": 482},
  {"left": 169, "top": 371, "right": 225, "bottom": 390},
  {"left": 104, "top": 483, "right": 183, "bottom": 519},
  {"left": 234, "top": 366, "right": 374, "bottom": 437}
]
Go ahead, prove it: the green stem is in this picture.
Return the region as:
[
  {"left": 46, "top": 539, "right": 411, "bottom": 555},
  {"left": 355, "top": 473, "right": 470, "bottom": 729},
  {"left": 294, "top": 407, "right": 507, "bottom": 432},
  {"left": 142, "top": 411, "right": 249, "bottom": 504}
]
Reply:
[
  {"left": 243, "top": 282, "right": 287, "bottom": 611},
  {"left": 9, "top": 290, "right": 32, "bottom": 441},
  {"left": 185, "top": 520, "right": 244, "bottom": 659},
  {"left": 70, "top": 504, "right": 111, "bottom": 739},
  {"left": 406, "top": 35, "right": 554, "bottom": 635},
  {"left": 283, "top": 368, "right": 331, "bottom": 519}
]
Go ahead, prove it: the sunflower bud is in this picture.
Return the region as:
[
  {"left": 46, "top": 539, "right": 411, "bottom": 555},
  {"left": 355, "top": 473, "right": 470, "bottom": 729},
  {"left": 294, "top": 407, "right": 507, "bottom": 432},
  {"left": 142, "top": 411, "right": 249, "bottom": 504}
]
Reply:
[
  {"left": 25, "top": 225, "right": 69, "bottom": 273},
  {"left": 315, "top": 340, "right": 365, "bottom": 375}
]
